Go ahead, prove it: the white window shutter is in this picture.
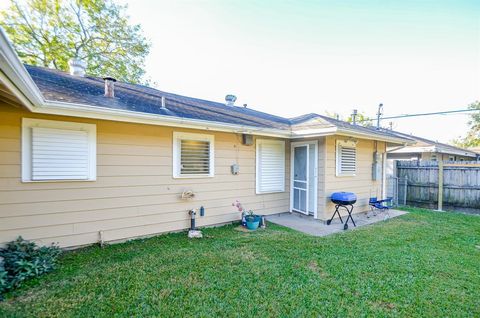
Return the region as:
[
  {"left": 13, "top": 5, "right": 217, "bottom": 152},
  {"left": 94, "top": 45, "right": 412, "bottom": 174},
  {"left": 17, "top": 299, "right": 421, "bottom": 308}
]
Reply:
[
  {"left": 173, "top": 132, "right": 214, "bottom": 178},
  {"left": 336, "top": 140, "right": 357, "bottom": 176},
  {"left": 31, "top": 127, "right": 90, "bottom": 180},
  {"left": 256, "top": 140, "right": 285, "bottom": 193}
]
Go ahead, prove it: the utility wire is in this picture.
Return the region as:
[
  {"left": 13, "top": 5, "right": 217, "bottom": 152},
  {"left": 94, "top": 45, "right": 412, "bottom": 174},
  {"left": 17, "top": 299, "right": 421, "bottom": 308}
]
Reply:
[{"left": 357, "top": 108, "right": 478, "bottom": 122}]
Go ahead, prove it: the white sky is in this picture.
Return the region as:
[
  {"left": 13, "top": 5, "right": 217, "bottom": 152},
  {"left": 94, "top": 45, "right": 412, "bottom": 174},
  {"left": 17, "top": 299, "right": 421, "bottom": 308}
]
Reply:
[
  {"left": 3, "top": 1, "right": 479, "bottom": 143},
  {"left": 119, "top": 0, "right": 480, "bottom": 143}
]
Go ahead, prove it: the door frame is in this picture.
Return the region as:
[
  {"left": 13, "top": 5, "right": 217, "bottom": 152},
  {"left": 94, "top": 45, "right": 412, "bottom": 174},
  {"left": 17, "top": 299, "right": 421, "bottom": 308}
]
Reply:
[{"left": 290, "top": 140, "right": 318, "bottom": 218}]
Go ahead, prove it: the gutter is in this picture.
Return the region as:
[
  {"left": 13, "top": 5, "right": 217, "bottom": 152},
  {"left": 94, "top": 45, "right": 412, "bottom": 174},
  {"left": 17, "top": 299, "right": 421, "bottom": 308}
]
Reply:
[{"left": 41, "top": 100, "right": 293, "bottom": 138}]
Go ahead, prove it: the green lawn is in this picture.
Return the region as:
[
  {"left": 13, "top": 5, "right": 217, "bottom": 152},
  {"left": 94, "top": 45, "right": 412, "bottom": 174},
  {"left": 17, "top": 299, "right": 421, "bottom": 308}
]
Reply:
[{"left": 1, "top": 208, "right": 479, "bottom": 317}]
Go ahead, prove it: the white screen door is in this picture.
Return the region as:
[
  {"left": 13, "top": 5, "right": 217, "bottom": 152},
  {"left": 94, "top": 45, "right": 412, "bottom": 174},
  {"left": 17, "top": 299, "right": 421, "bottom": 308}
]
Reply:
[
  {"left": 291, "top": 142, "right": 318, "bottom": 217},
  {"left": 293, "top": 145, "right": 308, "bottom": 214}
]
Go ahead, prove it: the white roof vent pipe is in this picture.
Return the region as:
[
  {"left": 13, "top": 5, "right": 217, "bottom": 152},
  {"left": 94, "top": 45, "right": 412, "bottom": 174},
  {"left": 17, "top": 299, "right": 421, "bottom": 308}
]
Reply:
[
  {"left": 68, "top": 58, "right": 87, "bottom": 77},
  {"left": 161, "top": 96, "right": 167, "bottom": 109},
  {"left": 225, "top": 94, "right": 237, "bottom": 106},
  {"left": 103, "top": 77, "right": 116, "bottom": 98}
]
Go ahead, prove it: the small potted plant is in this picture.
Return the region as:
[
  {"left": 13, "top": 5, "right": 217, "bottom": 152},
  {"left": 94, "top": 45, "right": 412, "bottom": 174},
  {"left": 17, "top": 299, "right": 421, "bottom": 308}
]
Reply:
[
  {"left": 245, "top": 210, "right": 261, "bottom": 230},
  {"left": 232, "top": 200, "right": 261, "bottom": 231}
]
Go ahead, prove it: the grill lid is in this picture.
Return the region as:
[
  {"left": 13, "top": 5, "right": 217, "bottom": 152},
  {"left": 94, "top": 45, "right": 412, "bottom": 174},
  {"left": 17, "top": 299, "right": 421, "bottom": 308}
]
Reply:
[{"left": 331, "top": 192, "right": 357, "bottom": 204}]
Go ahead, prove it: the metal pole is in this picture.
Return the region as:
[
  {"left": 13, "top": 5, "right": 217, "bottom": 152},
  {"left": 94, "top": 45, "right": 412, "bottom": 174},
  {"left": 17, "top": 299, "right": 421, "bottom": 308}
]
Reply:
[
  {"left": 403, "top": 175, "right": 408, "bottom": 205},
  {"left": 376, "top": 103, "right": 383, "bottom": 129},
  {"left": 437, "top": 160, "right": 444, "bottom": 211},
  {"left": 395, "top": 177, "right": 399, "bottom": 206}
]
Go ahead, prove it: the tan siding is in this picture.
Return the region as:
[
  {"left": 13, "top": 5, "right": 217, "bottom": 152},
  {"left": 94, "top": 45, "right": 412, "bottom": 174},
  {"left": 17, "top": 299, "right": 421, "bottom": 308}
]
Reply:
[
  {"left": 321, "top": 135, "right": 384, "bottom": 220},
  {"left": 0, "top": 104, "right": 290, "bottom": 247}
]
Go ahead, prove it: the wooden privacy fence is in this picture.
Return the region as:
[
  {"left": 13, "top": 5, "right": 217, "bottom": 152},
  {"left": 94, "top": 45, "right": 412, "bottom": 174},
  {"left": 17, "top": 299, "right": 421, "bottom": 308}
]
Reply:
[{"left": 396, "top": 160, "right": 480, "bottom": 211}]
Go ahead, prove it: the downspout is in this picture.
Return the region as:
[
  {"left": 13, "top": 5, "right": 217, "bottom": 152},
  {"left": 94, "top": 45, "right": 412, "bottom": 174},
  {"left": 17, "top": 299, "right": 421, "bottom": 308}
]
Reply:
[{"left": 382, "top": 142, "right": 387, "bottom": 199}]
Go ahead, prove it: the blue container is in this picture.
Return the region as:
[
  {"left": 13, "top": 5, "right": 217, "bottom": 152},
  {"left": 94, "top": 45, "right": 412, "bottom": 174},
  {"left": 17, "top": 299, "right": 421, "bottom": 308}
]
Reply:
[
  {"left": 331, "top": 192, "right": 357, "bottom": 205},
  {"left": 245, "top": 215, "right": 261, "bottom": 230}
]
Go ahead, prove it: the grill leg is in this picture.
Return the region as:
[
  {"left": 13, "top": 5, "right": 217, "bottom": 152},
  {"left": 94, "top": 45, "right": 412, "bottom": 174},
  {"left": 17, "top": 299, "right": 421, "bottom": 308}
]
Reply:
[
  {"left": 344, "top": 205, "right": 356, "bottom": 228},
  {"left": 326, "top": 205, "right": 343, "bottom": 225}
]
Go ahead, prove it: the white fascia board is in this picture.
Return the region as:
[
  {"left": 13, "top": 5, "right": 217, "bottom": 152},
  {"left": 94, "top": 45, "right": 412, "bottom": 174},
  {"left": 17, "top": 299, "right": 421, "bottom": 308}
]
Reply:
[
  {"left": 335, "top": 128, "right": 412, "bottom": 145},
  {"left": 434, "top": 146, "right": 478, "bottom": 157},
  {"left": 290, "top": 127, "right": 338, "bottom": 138},
  {"left": 386, "top": 145, "right": 407, "bottom": 153},
  {"left": 390, "top": 146, "right": 434, "bottom": 153},
  {"left": 35, "top": 100, "right": 293, "bottom": 138},
  {"left": 0, "top": 29, "right": 45, "bottom": 108}
]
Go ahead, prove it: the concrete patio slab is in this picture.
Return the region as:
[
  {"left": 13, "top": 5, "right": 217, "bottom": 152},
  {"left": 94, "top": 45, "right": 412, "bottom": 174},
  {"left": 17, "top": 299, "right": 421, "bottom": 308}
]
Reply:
[{"left": 266, "top": 209, "right": 407, "bottom": 236}]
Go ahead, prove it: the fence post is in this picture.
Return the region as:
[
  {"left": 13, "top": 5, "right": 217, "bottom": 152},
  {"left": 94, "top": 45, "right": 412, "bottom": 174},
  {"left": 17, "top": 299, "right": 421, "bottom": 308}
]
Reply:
[
  {"left": 395, "top": 177, "right": 399, "bottom": 206},
  {"left": 437, "top": 160, "right": 444, "bottom": 211},
  {"left": 403, "top": 175, "right": 408, "bottom": 205}
]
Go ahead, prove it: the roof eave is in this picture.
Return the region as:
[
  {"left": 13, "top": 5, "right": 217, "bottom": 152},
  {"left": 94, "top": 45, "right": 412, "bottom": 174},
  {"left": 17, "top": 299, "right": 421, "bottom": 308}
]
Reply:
[
  {"left": 290, "top": 127, "right": 338, "bottom": 138},
  {"left": 335, "top": 128, "right": 413, "bottom": 145},
  {"left": 37, "top": 100, "right": 293, "bottom": 138},
  {"left": 0, "top": 28, "right": 44, "bottom": 109},
  {"left": 433, "top": 146, "right": 478, "bottom": 157}
]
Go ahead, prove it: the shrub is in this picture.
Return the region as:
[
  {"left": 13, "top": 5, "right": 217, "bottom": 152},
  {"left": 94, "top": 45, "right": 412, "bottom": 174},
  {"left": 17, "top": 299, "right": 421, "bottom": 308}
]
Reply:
[{"left": 0, "top": 237, "right": 61, "bottom": 299}]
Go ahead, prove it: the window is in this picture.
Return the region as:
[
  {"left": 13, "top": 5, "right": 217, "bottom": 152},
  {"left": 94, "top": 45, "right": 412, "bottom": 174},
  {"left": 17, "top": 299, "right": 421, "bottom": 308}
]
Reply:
[
  {"left": 336, "top": 140, "right": 356, "bottom": 176},
  {"left": 431, "top": 154, "right": 437, "bottom": 161},
  {"left": 448, "top": 155, "right": 455, "bottom": 161},
  {"left": 173, "top": 132, "right": 214, "bottom": 178},
  {"left": 22, "top": 118, "right": 96, "bottom": 182},
  {"left": 256, "top": 139, "right": 285, "bottom": 194}
]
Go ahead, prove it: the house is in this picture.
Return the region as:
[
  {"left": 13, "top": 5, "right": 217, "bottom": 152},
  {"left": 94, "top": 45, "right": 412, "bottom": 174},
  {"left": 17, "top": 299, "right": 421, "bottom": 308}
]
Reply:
[
  {"left": 0, "top": 30, "right": 412, "bottom": 248},
  {"left": 385, "top": 130, "right": 478, "bottom": 161}
]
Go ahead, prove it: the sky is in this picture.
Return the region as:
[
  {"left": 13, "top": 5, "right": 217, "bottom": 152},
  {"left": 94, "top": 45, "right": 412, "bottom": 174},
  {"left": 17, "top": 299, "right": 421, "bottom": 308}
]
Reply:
[
  {"left": 118, "top": 0, "right": 480, "bottom": 143},
  {"left": 3, "top": 0, "right": 480, "bottom": 143}
]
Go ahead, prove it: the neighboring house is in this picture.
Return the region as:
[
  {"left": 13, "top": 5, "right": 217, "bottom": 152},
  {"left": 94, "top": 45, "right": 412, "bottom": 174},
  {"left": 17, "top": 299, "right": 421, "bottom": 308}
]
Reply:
[
  {"left": 0, "top": 30, "right": 412, "bottom": 248},
  {"left": 386, "top": 130, "right": 478, "bottom": 161},
  {"left": 468, "top": 146, "right": 480, "bottom": 155}
]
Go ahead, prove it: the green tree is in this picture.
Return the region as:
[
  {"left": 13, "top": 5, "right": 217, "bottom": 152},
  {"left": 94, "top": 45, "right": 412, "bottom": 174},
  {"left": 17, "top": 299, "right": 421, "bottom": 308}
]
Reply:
[
  {"left": 0, "top": 0, "right": 151, "bottom": 84},
  {"left": 452, "top": 101, "right": 480, "bottom": 148},
  {"left": 346, "top": 111, "right": 373, "bottom": 127},
  {"left": 325, "top": 110, "right": 373, "bottom": 127}
]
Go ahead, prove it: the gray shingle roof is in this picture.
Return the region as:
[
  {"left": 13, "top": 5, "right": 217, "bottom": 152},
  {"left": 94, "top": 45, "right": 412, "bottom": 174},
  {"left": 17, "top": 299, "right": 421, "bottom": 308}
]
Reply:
[
  {"left": 26, "top": 65, "right": 292, "bottom": 130},
  {"left": 381, "top": 129, "right": 478, "bottom": 156},
  {"left": 25, "top": 64, "right": 412, "bottom": 142}
]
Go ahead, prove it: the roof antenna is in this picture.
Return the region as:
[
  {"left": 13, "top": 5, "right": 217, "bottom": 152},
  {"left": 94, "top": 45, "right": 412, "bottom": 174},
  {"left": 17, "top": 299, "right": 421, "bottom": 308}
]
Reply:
[{"left": 376, "top": 103, "right": 383, "bottom": 130}]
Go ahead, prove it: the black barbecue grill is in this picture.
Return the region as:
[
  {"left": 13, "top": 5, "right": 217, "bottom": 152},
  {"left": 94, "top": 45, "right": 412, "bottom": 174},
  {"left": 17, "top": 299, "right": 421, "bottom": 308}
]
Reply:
[{"left": 327, "top": 192, "right": 357, "bottom": 230}]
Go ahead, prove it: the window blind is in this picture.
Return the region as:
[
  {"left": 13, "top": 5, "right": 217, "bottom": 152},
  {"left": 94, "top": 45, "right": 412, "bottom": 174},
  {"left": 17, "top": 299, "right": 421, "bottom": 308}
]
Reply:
[{"left": 180, "top": 139, "right": 211, "bottom": 175}]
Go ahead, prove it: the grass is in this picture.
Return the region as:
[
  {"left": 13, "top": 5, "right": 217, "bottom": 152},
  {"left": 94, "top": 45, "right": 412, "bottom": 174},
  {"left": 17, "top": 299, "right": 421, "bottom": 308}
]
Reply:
[{"left": 1, "top": 207, "right": 479, "bottom": 317}]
